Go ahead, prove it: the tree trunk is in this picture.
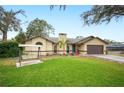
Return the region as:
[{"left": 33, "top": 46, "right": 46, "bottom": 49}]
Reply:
[{"left": 2, "top": 31, "right": 7, "bottom": 41}]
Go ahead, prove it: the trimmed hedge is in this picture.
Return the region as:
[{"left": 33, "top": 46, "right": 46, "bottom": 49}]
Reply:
[{"left": 0, "top": 41, "right": 19, "bottom": 58}]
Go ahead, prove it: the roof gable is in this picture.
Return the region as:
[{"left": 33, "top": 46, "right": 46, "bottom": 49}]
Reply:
[
  {"left": 25, "top": 36, "right": 56, "bottom": 43},
  {"left": 77, "top": 36, "right": 108, "bottom": 45}
]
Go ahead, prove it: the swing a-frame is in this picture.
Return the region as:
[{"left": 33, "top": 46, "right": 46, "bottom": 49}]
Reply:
[{"left": 16, "top": 44, "right": 43, "bottom": 67}]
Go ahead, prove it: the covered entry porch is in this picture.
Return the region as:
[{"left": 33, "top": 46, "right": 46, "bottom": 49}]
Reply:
[{"left": 66, "top": 44, "right": 79, "bottom": 55}]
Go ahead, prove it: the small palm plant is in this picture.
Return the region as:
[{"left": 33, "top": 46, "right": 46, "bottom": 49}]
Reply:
[{"left": 59, "top": 38, "right": 67, "bottom": 55}]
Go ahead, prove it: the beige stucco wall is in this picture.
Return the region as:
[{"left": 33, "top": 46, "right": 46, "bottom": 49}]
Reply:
[
  {"left": 78, "top": 44, "right": 85, "bottom": 54},
  {"left": 79, "top": 38, "right": 107, "bottom": 55},
  {"left": 25, "top": 37, "right": 54, "bottom": 56}
]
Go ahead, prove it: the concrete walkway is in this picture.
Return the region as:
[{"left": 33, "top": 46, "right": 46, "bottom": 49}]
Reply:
[
  {"left": 90, "top": 55, "right": 124, "bottom": 63},
  {"left": 16, "top": 60, "right": 43, "bottom": 68}
]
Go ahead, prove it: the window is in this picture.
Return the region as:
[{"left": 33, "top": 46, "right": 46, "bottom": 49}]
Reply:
[
  {"left": 35, "top": 42, "right": 43, "bottom": 45},
  {"left": 35, "top": 42, "right": 42, "bottom": 52}
]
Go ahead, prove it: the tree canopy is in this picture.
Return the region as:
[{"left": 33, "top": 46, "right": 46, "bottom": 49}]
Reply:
[
  {"left": 0, "top": 6, "right": 25, "bottom": 41},
  {"left": 26, "top": 18, "right": 55, "bottom": 39},
  {"left": 15, "top": 31, "right": 26, "bottom": 44},
  {"left": 0, "top": 6, "right": 4, "bottom": 19},
  {"left": 104, "top": 39, "right": 123, "bottom": 44},
  {"left": 81, "top": 5, "right": 124, "bottom": 25}
]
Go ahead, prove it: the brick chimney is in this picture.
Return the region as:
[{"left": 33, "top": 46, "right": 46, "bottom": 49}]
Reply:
[
  {"left": 59, "top": 33, "right": 67, "bottom": 41},
  {"left": 58, "top": 33, "right": 67, "bottom": 54}
]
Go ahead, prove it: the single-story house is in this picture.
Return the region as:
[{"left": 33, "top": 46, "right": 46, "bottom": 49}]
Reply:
[{"left": 24, "top": 33, "right": 108, "bottom": 55}]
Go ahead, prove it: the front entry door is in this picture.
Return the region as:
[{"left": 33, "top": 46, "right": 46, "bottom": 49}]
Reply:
[
  {"left": 72, "top": 44, "right": 76, "bottom": 54},
  {"left": 67, "top": 45, "right": 69, "bottom": 53}
]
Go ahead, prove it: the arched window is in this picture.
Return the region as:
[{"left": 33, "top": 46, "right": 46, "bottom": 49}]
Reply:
[
  {"left": 35, "top": 42, "right": 43, "bottom": 45},
  {"left": 35, "top": 42, "right": 42, "bottom": 56}
]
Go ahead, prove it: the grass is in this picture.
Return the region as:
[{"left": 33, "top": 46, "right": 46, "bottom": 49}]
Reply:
[
  {"left": 110, "top": 53, "right": 124, "bottom": 57},
  {"left": 0, "top": 56, "right": 124, "bottom": 87}
]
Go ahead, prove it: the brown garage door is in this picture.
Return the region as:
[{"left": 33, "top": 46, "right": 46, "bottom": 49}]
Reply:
[{"left": 87, "top": 45, "right": 103, "bottom": 54}]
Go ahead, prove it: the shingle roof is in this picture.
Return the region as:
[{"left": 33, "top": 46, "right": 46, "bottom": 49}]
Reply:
[
  {"left": 67, "top": 36, "right": 85, "bottom": 44},
  {"left": 46, "top": 36, "right": 85, "bottom": 44},
  {"left": 25, "top": 35, "right": 108, "bottom": 44},
  {"left": 48, "top": 37, "right": 58, "bottom": 43},
  {"left": 76, "top": 36, "right": 94, "bottom": 44}
]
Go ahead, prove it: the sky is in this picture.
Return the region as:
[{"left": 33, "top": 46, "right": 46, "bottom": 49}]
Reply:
[{"left": 1, "top": 5, "right": 124, "bottom": 42}]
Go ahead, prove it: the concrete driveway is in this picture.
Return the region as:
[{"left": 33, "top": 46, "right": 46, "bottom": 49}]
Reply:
[{"left": 89, "top": 55, "right": 124, "bottom": 63}]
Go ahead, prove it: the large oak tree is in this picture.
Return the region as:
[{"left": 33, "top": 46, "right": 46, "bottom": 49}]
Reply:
[
  {"left": 26, "top": 18, "right": 55, "bottom": 39},
  {"left": 81, "top": 5, "right": 124, "bottom": 25}
]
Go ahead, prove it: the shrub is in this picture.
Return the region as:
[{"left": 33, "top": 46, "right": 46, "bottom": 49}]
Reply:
[
  {"left": 46, "top": 53, "right": 49, "bottom": 56},
  {"left": 0, "top": 41, "right": 19, "bottom": 58}
]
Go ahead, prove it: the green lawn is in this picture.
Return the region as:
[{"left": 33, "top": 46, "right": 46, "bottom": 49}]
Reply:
[
  {"left": 114, "top": 54, "right": 124, "bottom": 57},
  {"left": 0, "top": 56, "right": 124, "bottom": 87}
]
